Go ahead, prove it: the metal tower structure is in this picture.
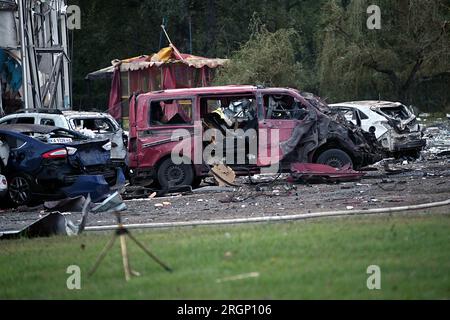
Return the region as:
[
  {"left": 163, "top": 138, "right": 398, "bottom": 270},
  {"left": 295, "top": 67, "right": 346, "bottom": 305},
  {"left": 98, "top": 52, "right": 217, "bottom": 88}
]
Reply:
[{"left": 1, "top": 0, "right": 72, "bottom": 110}]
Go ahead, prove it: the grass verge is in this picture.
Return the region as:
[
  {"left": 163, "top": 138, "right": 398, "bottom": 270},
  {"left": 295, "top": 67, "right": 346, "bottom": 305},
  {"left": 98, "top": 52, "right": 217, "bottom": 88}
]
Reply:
[{"left": 0, "top": 212, "right": 449, "bottom": 299}]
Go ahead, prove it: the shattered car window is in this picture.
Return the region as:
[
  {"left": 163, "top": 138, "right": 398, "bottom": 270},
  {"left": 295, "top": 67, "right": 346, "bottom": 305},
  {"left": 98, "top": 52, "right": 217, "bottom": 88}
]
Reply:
[
  {"left": 340, "top": 109, "right": 356, "bottom": 122},
  {"left": 40, "top": 118, "right": 55, "bottom": 126},
  {"left": 149, "top": 99, "right": 193, "bottom": 126},
  {"left": 71, "top": 118, "right": 115, "bottom": 133},
  {"left": 265, "top": 94, "right": 307, "bottom": 120},
  {"left": 201, "top": 96, "right": 257, "bottom": 132},
  {"left": 378, "top": 105, "right": 410, "bottom": 120},
  {"left": 359, "top": 110, "right": 369, "bottom": 120},
  {"left": 15, "top": 117, "right": 34, "bottom": 124}
]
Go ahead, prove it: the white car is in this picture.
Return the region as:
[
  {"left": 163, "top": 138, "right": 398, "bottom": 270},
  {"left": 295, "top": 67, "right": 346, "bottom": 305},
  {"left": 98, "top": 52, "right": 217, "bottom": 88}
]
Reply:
[
  {"left": 0, "top": 109, "right": 127, "bottom": 165},
  {"left": 329, "top": 101, "right": 426, "bottom": 157}
]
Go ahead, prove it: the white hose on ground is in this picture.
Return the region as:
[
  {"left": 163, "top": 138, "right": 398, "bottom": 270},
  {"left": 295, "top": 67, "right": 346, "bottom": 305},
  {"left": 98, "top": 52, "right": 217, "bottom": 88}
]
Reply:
[{"left": 84, "top": 198, "right": 450, "bottom": 232}]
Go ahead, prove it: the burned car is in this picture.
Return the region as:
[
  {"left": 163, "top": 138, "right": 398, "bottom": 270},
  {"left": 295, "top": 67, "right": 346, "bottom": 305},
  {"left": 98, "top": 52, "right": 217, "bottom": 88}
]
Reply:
[
  {"left": 127, "top": 86, "right": 381, "bottom": 188},
  {"left": 0, "top": 124, "right": 123, "bottom": 206},
  {"left": 0, "top": 109, "right": 128, "bottom": 167},
  {"left": 329, "top": 101, "right": 426, "bottom": 157}
]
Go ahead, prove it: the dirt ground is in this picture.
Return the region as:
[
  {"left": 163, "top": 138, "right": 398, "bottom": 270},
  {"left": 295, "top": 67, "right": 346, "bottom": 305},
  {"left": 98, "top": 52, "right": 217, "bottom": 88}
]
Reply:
[{"left": 1, "top": 156, "right": 449, "bottom": 232}]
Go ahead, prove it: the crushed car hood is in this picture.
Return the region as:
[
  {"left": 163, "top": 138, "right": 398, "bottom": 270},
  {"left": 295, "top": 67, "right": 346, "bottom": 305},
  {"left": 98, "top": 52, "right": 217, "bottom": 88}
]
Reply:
[
  {"left": 284, "top": 93, "right": 383, "bottom": 167},
  {"left": 371, "top": 103, "right": 419, "bottom": 133}
]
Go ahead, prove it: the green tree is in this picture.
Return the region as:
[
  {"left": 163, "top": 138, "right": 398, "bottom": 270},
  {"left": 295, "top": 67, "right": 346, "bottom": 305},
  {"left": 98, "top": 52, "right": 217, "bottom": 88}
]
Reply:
[
  {"left": 213, "top": 15, "right": 307, "bottom": 88},
  {"left": 317, "top": 0, "right": 450, "bottom": 111}
]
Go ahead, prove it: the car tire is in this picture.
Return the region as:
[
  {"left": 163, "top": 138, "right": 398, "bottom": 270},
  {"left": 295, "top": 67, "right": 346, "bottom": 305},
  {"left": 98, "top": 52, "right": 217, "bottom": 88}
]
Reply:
[
  {"left": 8, "top": 174, "right": 34, "bottom": 207},
  {"left": 316, "top": 149, "right": 353, "bottom": 169},
  {"left": 157, "top": 157, "right": 194, "bottom": 189}
]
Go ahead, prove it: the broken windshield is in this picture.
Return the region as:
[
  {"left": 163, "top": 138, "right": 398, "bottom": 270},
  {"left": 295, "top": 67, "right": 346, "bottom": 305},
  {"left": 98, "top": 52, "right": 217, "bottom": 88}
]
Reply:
[{"left": 378, "top": 105, "right": 411, "bottom": 120}]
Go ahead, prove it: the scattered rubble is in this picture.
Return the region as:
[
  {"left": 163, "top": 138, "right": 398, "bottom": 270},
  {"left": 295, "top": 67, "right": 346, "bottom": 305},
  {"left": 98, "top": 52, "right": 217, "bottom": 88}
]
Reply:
[
  {"left": 1, "top": 190, "right": 128, "bottom": 239},
  {"left": 422, "top": 121, "right": 450, "bottom": 159},
  {"left": 289, "top": 163, "right": 365, "bottom": 183},
  {"left": 0, "top": 117, "right": 449, "bottom": 236},
  {"left": 210, "top": 164, "right": 237, "bottom": 186},
  {"left": 0, "top": 195, "right": 91, "bottom": 239}
]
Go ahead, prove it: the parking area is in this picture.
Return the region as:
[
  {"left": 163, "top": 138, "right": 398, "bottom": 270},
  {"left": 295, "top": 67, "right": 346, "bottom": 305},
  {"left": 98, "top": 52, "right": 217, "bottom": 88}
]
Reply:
[{"left": 1, "top": 156, "right": 449, "bottom": 232}]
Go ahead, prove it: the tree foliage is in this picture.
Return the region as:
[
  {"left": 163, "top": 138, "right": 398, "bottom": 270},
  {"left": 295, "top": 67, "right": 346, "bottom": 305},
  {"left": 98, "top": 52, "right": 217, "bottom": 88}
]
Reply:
[
  {"left": 213, "top": 16, "right": 306, "bottom": 88},
  {"left": 69, "top": 0, "right": 450, "bottom": 112},
  {"left": 317, "top": 0, "right": 450, "bottom": 111}
]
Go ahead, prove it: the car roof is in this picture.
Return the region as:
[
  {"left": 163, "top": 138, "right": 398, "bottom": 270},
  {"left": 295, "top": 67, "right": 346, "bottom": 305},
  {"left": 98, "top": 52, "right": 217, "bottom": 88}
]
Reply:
[
  {"left": 0, "top": 110, "right": 112, "bottom": 119},
  {"left": 61, "top": 111, "right": 112, "bottom": 117},
  {"left": 140, "top": 85, "right": 258, "bottom": 96},
  {"left": 136, "top": 85, "right": 304, "bottom": 98},
  {"left": 329, "top": 101, "right": 404, "bottom": 108},
  {"left": 0, "top": 123, "right": 71, "bottom": 134}
]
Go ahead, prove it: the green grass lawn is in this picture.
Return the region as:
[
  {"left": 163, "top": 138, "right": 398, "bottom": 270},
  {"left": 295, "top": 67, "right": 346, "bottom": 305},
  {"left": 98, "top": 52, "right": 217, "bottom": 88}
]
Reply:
[{"left": 0, "top": 212, "right": 449, "bottom": 299}]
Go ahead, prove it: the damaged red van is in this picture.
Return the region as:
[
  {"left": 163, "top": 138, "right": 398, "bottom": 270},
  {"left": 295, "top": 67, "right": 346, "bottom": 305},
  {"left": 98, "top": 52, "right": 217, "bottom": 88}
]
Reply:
[{"left": 127, "top": 85, "right": 381, "bottom": 188}]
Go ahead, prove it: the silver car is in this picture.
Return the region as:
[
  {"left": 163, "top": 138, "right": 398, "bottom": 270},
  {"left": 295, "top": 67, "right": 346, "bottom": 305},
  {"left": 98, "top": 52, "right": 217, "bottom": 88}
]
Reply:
[{"left": 329, "top": 101, "right": 426, "bottom": 157}]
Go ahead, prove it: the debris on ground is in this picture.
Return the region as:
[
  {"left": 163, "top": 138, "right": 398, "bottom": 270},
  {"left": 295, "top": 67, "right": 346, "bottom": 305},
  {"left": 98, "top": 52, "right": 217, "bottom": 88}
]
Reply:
[
  {"left": 219, "top": 187, "right": 293, "bottom": 203},
  {"left": 216, "top": 272, "right": 260, "bottom": 283},
  {"left": 121, "top": 185, "right": 193, "bottom": 200},
  {"left": 1, "top": 118, "right": 449, "bottom": 235},
  {"left": 192, "top": 186, "right": 237, "bottom": 194},
  {"left": 210, "top": 164, "right": 236, "bottom": 186},
  {"left": 289, "top": 163, "right": 365, "bottom": 183},
  {"left": 91, "top": 191, "right": 127, "bottom": 213},
  {"left": 422, "top": 122, "right": 450, "bottom": 159},
  {"left": 0, "top": 191, "right": 130, "bottom": 239},
  {"left": 0, "top": 195, "right": 91, "bottom": 239}
]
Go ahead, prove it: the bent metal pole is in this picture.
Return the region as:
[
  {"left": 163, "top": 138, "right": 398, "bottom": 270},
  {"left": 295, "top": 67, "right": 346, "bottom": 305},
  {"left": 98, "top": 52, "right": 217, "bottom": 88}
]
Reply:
[{"left": 85, "top": 198, "right": 450, "bottom": 232}]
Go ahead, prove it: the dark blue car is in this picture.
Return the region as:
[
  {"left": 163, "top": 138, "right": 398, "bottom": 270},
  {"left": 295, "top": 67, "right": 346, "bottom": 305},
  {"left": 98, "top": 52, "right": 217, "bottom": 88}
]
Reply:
[{"left": 0, "top": 124, "right": 122, "bottom": 206}]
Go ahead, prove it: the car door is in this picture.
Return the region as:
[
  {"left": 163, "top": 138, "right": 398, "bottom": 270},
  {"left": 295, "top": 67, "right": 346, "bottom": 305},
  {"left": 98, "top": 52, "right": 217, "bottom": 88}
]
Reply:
[
  {"left": 0, "top": 133, "right": 37, "bottom": 174},
  {"left": 257, "top": 92, "right": 299, "bottom": 167},
  {"left": 135, "top": 96, "right": 198, "bottom": 169},
  {"left": 357, "top": 109, "right": 373, "bottom": 132}
]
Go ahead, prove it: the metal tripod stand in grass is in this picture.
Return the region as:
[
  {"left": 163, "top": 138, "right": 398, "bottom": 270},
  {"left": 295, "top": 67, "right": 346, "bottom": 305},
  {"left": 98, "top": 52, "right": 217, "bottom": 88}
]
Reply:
[{"left": 89, "top": 212, "right": 172, "bottom": 281}]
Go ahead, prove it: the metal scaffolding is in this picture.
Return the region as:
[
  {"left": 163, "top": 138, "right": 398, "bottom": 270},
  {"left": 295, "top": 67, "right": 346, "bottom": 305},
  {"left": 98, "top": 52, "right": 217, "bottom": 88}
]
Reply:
[{"left": 1, "top": 0, "right": 72, "bottom": 110}]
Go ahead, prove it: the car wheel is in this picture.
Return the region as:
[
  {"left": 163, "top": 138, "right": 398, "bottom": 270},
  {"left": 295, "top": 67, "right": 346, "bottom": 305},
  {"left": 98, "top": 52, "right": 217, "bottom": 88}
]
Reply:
[
  {"left": 8, "top": 174, "right": 34, "bottom": 206},
  {"left": 157, "top": 158, "right": 194, "bottom": 189},
  {"left": 316, "top": 149, "right": 353, "bottom": 169}
]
